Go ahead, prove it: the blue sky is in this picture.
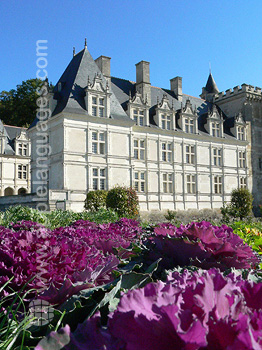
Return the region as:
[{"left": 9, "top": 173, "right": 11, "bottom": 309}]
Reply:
[{"left": 1, "top": 0, "right": 262, "bottom": 98}]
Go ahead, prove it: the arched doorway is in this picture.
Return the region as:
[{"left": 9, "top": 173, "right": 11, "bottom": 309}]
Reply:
[
  {"left": 4, "top": 187, "right": 14, "bottom": 196},
  {"left": 18, "top": 188, "right": 27, "bottom": 195}
]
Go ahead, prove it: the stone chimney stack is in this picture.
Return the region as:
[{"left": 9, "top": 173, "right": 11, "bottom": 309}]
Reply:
[
  {"left": 135, "top": 61, "right": 151, "bottom": 104},
  {"left": 95, "top": 55, "right": 111, "bottom": 86},
  {"left": 170, "top": 76, "right": 182, "bottom": 101}
]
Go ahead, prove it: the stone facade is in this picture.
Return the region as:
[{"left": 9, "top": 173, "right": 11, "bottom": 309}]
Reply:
[
  {"left": 25, "top": 44, "right": 260, "bottom": 212},
  {"left": 0, "top": 123, "right": 31, "bottom": 197}
]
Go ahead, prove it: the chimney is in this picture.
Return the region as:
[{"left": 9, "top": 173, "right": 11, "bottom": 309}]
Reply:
[
  {"left": 135, "top": 61, "right": 151, "bottom": 104},
  {"left": 95, "top": 55, "right": 111, "bottom": 86},
  {"left": 170, "top": 76, "right": 182, "bottom": 102}
]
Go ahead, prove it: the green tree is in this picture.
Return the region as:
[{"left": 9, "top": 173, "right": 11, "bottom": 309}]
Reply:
[{"left": 0, "top": 79, "right": 51, "bottom": 127}]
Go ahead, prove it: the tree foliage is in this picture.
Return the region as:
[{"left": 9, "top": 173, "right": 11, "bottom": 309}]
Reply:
[{"left": 0, "top": 78, "right": 47, "bottom": 127}]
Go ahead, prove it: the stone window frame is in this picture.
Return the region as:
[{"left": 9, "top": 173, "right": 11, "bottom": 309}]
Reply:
[
  {"left": 212, "top": 147, "right": 222, "bottom": 166},
  {"left": 92, "top": 167, "right": 106, "bottom": 190},
  {"left": 239, "top": 177, "right": 247, "bottom": 188},
  {"left": 237, "top": 126, "right": 245, "bottom": 141},
  {"left": 134, "top": 171, "right": 146, "bottom": 192},
  {"left": 17, "top": 164, "right": 28, "bottom": 180},
  {"left": 185, "top": 144, "right": 195, "bottom": 164},
  {"left": 162, "top": 173, "right": 173, "bottom": 193},
  {"left": 184, "top": 118, "right": 195, "bottom": 133},
  {"left": 161, "top": 142, "right": 172, "bottom": 162},
  {"left": 133, "top": 109, "right": 145, "bottom": 126},
  {"left": 134, "top": 139, "right": 146, "bottom": 160},
  {"left": 186, "top": 174, "right": 196, "bottom": 194},
  {"left": 161, "top": 113, "right": 171, "bottom": 130},
  {"left": 211, "top": 122, "right": 221, "bottom": 137},
  {"left": 17, "top": 143, "right": 28, "bottom": 156},
  {"left": 213, "top": 175, "right": 222, "bottom": 194},
  {"left": 91, "top": 96, "right": 105, "bottom": 117},
  {"left": 91, "top": 131, "right": 106, "bottom": 155},
  {"left": 238, "top": 151, "right": 246, "bottom": 168}
]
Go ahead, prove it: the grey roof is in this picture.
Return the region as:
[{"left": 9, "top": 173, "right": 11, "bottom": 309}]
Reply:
[
  {"left": 205, "top": 73, "right": 219, "bottom": 94},
  {"left": 51, "top": 48, "right": 128, "bottom": 120},
  {"left": 111, "top": 77, "right": 210, "bottom": 127},
  {"left": 0, "top": 123, "right": 22, "bottom": 155}
]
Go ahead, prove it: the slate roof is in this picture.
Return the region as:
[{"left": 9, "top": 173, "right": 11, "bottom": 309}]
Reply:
[
  {"left": 205, "top": 73, "right": 219, "bottom": 94},
  {"left": 29, "top": 46, "right": 239, "bottom": 140},
  {"left": 0, "top": 123, "right": 23, "bottom": 155}
]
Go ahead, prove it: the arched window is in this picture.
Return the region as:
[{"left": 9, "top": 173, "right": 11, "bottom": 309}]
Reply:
[
  {"left": 4, "top": 187, "right": 14, "bottom": 196},
  {"left": 18, "top": 188, "right": 27, "bottom": 195}
]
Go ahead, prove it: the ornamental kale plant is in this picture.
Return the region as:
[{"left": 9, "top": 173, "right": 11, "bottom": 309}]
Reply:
[
  {"left": 0, "top": 219, "right": 141, "bottom": 304},
  {"left": 36, "top": 268, "right": 262, "bottom": 350},
  {"left": 144, "top": 221, "right": 259, "bottom": 272}
]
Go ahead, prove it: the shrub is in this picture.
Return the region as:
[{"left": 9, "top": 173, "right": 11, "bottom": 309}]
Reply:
[
  {"left": 84, "top": 190, "right": 108, "bottom": 211},
  {"left": 106, "top": 186, "right": 139, "bottom": 218},
  {"left": 221, "top": 188, "right": 253, "bottom": 221},
  {"left": 231, "top": 188, "right": 253, "bottom": 220},
  {"left": 1, "top": 205, "right": 47, "bottom": 226}
]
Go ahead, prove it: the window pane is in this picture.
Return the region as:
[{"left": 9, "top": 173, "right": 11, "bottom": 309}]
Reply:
[
  {"left": 92, "top": 97, "right": 97, "bottom": 104},
  {"left": 141, "top": 182, "right": 145, "bottom": 192},
  {"left": 140, "top": 173, "right": 145, "bottom": 180},
  {"left": 93, "top": 168, "right": 98, "bottom": 176},
  {"left": 92, "top": 107, "right": 97, "bottom": 116},
  {"left": 92, "top": 132, "right": 97, "bottom": 140},
  {"left": 100, "top": 179, "right": 105, "bottom": 190},
  {"left": 99, "top": 133, "right": 105, "bottom": 141},
  {"left": 140, "top": 150, "right": 145, "bottom": 160},
  {"left": 99, "top": 144, "right": 105, "bottom": 154},
  {"left": 99, "top": 108, "right": 103, "bottom": 117},
  {"left": 93, "top": 179, "right": 98, "bottom": 190},
  {"left": 99, "top": 98, "right": 104, "bottom": 106},
  {"left": 92, "top": 143, "right": 97, "bottom": 153},
  {"left": 134, "top": 150, "right": 138, "bottom": 159},
  {"left": 134, "top": 140, "right": 138, "bottom": 147}
]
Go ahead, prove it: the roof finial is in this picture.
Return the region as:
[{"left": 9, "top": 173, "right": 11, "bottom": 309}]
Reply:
[
  {"left": 209, "top": 61, "right": 211, "bottom": 74},
  {"left": 73, "top": 47, "right": 75, "bottom": 56},
  {"left": 84, "top": 38, "right": 87, "bottom": 49}
]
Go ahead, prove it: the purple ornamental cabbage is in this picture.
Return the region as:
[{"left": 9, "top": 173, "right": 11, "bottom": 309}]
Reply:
[
  {"left": 37, "top": 269, "right": 262, "bottom": 350},
  {"left": 0, "top": 220, "right": 122, "bottom": 303},
  {"left": 145, "top": 221, "right": 259, "bottom": 271}
]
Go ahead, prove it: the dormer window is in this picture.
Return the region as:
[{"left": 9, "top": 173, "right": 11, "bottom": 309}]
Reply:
[
  {"left": 185, "top": 118, "right": 194, "bottom": 133},
  {"left": 211, "top": 122, "right": 220, "bottom": 137},
  {"left": 206, "top": 105, "right": 223, "bottom": 138},
  {"left": 133, "top": 109, "right": 145, "bottom": 126},
  {"left": 231, "top": 112, "right": 246, "bottom": 141},
  {"left": 178, "top": 99, "right": 198, "bottom": 134},
  {"left": 128, "top": 91, "right": 149, "bottom": 127},
  {"left": 85, "top": 73, "right": 111, "bottom": 118},
  {"left": 18, "top": 143, "right": 28, "bottom": 156},
  {"left": 154, "top": 94, "right": 175, "bottom": 131},
  {"left": 161, "top": 114, "right": 171, "bottom": 130},
  {"left": 237, "top": 126, "right": 245, "bottom": 140},
  {"left": 92, "top": 96, "right": 105, "bottom": 117}
]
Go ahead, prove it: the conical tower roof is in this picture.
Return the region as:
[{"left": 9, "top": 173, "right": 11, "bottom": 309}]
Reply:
[{"left": 205, "top": 73, "right": 219, "bottom": 94}]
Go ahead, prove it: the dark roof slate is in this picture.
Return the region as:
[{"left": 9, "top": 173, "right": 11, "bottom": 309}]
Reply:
[{"left": 205, "top": 73, "right": 219, "bottom": 94}]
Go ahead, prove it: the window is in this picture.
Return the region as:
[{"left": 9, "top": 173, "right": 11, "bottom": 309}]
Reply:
[
  {"left": 239, "top": 151, "right": 246, "bottom": 168},
  {"left": 213, "top": 148, "right": 222, "bottom": 166},
  {"left": 184, "top": 118, "right": 194, "bottom": 133},
  {"left": 163, "top": 173, "right": 173, "bottom": 193},
  {"left": 211, "top": 122, "right": 220, "bottom": 137},
  {"left": 134, "top": 139, "right": 145, "bottom": 160},
  {"left": 185, "top": 145, "right": 195, "bottom": 164},
  {"left": 92, "top": 96, "right": 105, "bottom": 117},
  {"left": 259, "top": 158, "right": 262, "bottom": 171},
  {"left": 92, "top": 131, "right": 105, "bottom": 154},
  {"left": 134, "top": 171, "right": 146, "bottom": 192},
  {"left": 240, "top": 177, "right": 246, "bottom": 188},
  {"left": 161, "top": 114, "right": 171, "bottom": 130},
  {"left": 18, "top": 165, "right": 27, "bottom": 180},
  {"left": 237, "top": 126, "right": 245, "bottom": 141},
  {"left": 92, "top": 168, "right": 106, "bottom": 190},
  {"left": 133, "top": 109, "right": 144, "bottom": 126},
  {"left": 161, "top": 142, "right": 172, "bottom": 162},
  {"left": 186, "top": 174, "right": 196, "bottom": 194},
  {"left": 18, "top": 143, "right": 28, "bottom": 156},
  {"left": 213, "top": 176, "right": 222, "bottom": 194}
]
